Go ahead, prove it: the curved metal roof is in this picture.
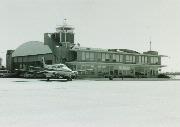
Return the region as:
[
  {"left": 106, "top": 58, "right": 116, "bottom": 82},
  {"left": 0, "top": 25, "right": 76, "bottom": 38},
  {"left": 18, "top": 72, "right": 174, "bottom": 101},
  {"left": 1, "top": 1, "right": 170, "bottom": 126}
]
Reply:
[{"left": 12, "top": 41, "right": 52, "bottom": 57}]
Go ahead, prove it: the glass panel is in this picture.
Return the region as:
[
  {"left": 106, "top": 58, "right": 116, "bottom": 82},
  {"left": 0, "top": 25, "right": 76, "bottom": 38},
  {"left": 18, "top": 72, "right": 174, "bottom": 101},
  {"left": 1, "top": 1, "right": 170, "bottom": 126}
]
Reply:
[
  {"left": 154, "top": 57, "right": 158, "bottom": 64},
  {"left": 145, "top": 56, "right": 147, "bottom": 63},
  {"left": 105, "top": 54, "right": 110, "bottom": 59},
  {"left": 126, "top": 55, "right": 129, "bottom": 62},
  {"left": 120, "top": 55, "right": 123, "bottom": 62},
  {"left": 139, "top": 56, "right": 141, "bottom": 63},
  {"left": 116, "top": 54, "right": 119, "bottom": 62},
  {"left": 102, "top": 53, "right": 105, "bottom": 61},
  {"left": 97, "top": 53, "right": 101, "bottom": 61},
  {"left": 90, "top": 52, "right": 94, "bottom": 61},
  {"left": 85, "top": 52, "right": 89, "bottom": 60},
  {"left": 151, "top": 57, "right": 154, "bottom": 64},
  {"left": 113, "top": 54, "right": 116, "bottom": 60},
  {"left": 156, "top": 57, "right": 158, "bottom": 64},
  {"left": 82, "top": 52, "right": 85, "bottom": 61},
  {"left": 142, "top": 56, "right": 144, "bottom": 63},
  {"left": 129, "top": 56, "right": 132, "bottom": 62},
  {"left": 133, "top": 56, "right": 136, "bottom": 63},
  {"left": 126, "top": 55, "right": 133, "bottom": 62}
]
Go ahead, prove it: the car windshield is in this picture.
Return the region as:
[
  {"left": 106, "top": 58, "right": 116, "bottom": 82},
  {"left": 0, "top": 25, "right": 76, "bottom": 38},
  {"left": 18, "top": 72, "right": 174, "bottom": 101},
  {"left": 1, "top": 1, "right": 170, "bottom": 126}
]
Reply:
[{"left": 57, "top": 65, "right": 66, "bottom": 68}]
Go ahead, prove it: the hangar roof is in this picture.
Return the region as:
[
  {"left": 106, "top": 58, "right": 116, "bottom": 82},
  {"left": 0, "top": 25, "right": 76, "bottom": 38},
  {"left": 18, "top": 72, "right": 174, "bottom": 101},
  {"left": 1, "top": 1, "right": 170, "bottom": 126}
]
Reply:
[{"left": 12, "top": 41, "right": 52, "bottom": 57}]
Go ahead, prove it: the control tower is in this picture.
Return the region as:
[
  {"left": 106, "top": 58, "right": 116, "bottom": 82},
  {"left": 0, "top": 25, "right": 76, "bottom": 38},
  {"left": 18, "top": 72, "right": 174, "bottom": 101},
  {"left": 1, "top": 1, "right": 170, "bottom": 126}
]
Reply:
[
  {"left": 44, "top": 19, "right": 76, "bottom": 63},
  {"left": 56, "top": 19, "right": 75, "bottom": 44}
]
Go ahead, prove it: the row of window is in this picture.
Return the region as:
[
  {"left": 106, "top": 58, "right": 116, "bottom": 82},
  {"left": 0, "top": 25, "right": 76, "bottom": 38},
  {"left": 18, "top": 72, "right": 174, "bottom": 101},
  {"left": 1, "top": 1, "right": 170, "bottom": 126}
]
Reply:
[
  {"left": 126, "top": 55, "right": 136, "bottom": 63},
  {"left": 138, "top": 56, "right": 148, "bottom": 64},
  {"left": 151, "top": 57, "right": 159, "bottom": 64},
  {"left": 80, "top": 52, "right": 159, "bottom": 64},
  {"left": 82, "top": 52, "right": 123, "bottom": 62}
]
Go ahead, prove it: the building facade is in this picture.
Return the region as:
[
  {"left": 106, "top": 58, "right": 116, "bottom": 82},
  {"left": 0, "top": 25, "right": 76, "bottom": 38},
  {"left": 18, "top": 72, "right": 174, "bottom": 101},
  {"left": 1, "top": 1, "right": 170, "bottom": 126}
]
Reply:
[{"left": 66, "top": 47, "right": 164, "bottom": 78}]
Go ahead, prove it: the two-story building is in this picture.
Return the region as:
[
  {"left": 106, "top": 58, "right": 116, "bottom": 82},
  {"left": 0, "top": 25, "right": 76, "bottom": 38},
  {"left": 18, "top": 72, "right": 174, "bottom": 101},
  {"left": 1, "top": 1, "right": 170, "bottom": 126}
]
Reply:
[{"left": 66, "top": 47, "right": 165, "bottom": 78}]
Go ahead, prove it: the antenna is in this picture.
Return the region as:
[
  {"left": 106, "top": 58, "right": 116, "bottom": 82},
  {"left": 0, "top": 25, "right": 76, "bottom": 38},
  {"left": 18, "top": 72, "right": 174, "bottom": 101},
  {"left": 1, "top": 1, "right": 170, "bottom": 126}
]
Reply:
[{"left": 149, "top": 37, "right": 152, "bottom": 51}]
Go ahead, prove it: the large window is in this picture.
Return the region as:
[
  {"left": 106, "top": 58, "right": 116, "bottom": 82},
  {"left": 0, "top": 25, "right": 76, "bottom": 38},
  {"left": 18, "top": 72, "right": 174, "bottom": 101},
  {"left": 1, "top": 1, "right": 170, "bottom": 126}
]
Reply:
[
  {"left": 85, "top": 52, "right": 89, "bottom": 60},
  {"left": 145, "top": 56, "right": 147, "bottom": 63},
  {"left": 126, "top": 55, "right": 130, "bottom": 62},
  {"left": 126, "top": 55, "right": 133, "bottom": 63},
  {"left": 155, "top": 57, "right": 158, "bottom": 64},
  {"left": 112, "top": 54, "right": 116, "bottom": 60},
  {"left": 82, "top": 52, "right": 85, "bottom": 61},
  {"left": 116, "top": 54, "right": 119, "bottom": 62},
  {"left": 150, "top": 57, "right": 158, "bottom": 64},
  {"left": 139, "top": 56, "right": 141, "bottom": 63},
  {"left": 141, "top": 56, "right": 144, "bottom": 63},
  {"left": 105, "top": 54, "right": 110, "bottom": 60},
  {"left": 102, "top": 53, "right": 105, "bottom": 62},
  {"left": 133, "top": 56, "right": 136, "bottom": 63},
  {"left": 90, "top": 52, "right": 94, "bottom": 61},
  {"left": 97, "top": 53, "right": 101, "bottom": 61},
  {"left": 139, "top": 56, "right": 148, "bottom": 64},
  {"left": 120, "top": 55, "right": 123, "bottom": 62}
]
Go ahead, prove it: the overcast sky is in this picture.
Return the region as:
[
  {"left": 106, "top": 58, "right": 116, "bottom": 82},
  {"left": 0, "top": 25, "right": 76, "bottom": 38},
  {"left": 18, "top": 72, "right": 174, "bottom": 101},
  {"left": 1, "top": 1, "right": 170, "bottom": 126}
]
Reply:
[{"left": 0, "top": 0, "right": 180, "bottom": 72}]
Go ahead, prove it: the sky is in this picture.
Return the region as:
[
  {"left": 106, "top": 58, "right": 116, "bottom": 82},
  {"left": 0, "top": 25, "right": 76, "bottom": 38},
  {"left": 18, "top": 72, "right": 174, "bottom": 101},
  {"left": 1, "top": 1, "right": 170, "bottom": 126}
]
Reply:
[{"left": 0, "top": 0, "right": 180, "bottom": 72}]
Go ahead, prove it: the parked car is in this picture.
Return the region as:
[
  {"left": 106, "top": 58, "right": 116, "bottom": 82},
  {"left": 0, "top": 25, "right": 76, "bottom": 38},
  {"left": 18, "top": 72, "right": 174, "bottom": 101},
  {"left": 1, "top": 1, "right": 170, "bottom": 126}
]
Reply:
[
  {"left": 0, "top": 70, "right": 9, "bottom": 78},
  {"left": 24, "top": 72, "right": 34, "bottom": 78}
]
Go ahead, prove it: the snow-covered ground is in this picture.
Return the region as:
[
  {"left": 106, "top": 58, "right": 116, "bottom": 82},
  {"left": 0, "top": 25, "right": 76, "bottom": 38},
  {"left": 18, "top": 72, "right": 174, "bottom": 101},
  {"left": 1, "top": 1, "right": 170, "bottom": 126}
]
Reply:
[{"left": 0, "top": 78, "right": 180, "bottom": 127}]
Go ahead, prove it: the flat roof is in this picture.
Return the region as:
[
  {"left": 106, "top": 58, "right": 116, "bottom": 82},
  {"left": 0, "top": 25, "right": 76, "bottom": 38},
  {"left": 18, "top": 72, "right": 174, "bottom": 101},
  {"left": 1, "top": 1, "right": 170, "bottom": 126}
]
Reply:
[{"left": 70, "top": 46, "right": 165, "bottom": 56}]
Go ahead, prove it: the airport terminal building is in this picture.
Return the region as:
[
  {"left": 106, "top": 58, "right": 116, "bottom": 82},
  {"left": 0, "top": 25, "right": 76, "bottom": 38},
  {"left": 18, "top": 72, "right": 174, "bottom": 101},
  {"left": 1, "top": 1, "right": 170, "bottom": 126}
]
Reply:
[{"left": 7, "top": 21, "right": 166, "bottom": 78}]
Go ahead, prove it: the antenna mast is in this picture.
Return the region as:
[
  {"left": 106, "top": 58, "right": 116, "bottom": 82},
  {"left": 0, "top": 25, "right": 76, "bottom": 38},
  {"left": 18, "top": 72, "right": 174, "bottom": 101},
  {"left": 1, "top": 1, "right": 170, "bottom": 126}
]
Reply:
[{"left": 149, "top": 37, "right": 152, "bottom": 51}]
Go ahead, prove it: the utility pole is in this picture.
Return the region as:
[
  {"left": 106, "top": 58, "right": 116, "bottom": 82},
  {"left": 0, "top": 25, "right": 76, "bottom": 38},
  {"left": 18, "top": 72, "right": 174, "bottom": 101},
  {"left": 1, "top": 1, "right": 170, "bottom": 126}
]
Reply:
[
  {"left": 150, "top": 40, "right": 152, "bottom": 51},
  {"left": 149, "top": 37, "right": 152, "bottom": 51}
]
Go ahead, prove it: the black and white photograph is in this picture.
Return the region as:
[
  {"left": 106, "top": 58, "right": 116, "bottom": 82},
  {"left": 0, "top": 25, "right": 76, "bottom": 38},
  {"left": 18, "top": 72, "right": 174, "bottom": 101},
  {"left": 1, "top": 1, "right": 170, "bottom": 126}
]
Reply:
[{"left": 0, "top": 0, "right": 180, "bottom": 126}]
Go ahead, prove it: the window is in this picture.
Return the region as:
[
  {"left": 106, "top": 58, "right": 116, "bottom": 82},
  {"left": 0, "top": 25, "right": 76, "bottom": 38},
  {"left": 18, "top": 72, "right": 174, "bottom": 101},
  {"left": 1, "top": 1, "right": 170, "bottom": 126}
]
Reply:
[
  {"left": 116, "top": 54, "right": 119, "bottom": 62},
  {"left": 155, "top": 57, "right": 158, "bottom": 64},
  {"left": 120, "top": 55, "right": 123, "bottom": 62},
  {"left": 105, "top": 54, "right": 110, "bottom": 60},
  {"left": 52, "top": 66, "right": 56, "bottom": 69},
  {"left": 130, "top": 56, "right": 132, "bottom": 62},
  {"left": 126, "top": 55, "right": 133, "bottom": 62},
  {"left": 150, "top": 57, "right": 153, "bottom": 64},
  {"left": 142, "top": 56, "right": 144, "bottom": 63},
  {"left": 90, "top": 52, "right": 94, "bottom": 61},
  {"left": 138, "top": 56, "right": 148, "bottom": 64},
  {"left": 82, "top": 52, "right": 85, "bottom": 61},
  {"left": 85, "top": 52, "right": 89, "bottom": 60},
  {"left": 145, "top": 56, "right": 147, "bottom": 63},
  {"left": 126, "top": 55, "right": 129, "bottom": 61},
  {"left": 133, "top": 56, "right": 136, "bottom": 63},
  {"left": 102, "top": 53, "right": 105, "bottom": 61},
  {"left": 150, "top": 57, "right": 158, "bottom": 64},
  {"left": 97, "top": 53, "right": 101, "bottom": 61},
  {"left": 139, "top": 56, "right": 141, "bottom": 63},
  {"left": 112, "top": 54, "right": 116, "bottom": 60},
  {"left": 57, "top": 65, "right": 64, "bottom": 68}
]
